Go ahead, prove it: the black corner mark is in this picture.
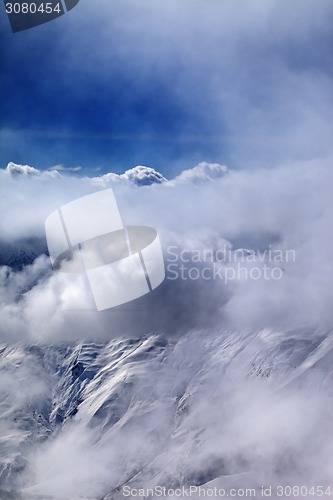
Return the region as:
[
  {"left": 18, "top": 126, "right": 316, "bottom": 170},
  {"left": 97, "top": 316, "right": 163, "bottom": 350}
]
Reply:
[
  {"left": 5, "top": 0, "right": 64, "bottom": 33},
  {"left": 64, "top": 0, "right": 79, "bottom": 12},
  {"left": 3, "top": 0, "right": 80, "bottom": 33}
]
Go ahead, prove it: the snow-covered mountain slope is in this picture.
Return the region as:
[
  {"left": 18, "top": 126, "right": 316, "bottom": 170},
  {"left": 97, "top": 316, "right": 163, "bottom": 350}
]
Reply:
[
  {"left": 1, "top": 157, "right": 332, "bottom": 498},
  {"left": 1, "top": 328, "right": 332, "bottom": 499},
  {"left": 0, "top": 239, "right": 48, "bottom": 271}
]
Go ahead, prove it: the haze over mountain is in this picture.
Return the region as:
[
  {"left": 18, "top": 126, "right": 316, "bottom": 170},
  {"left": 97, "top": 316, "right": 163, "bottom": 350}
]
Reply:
[
  {"left": 1, "top": 1, "right": 332, "bottom": 497},
  {"left": 0, "top": 157, "right": 332, "bottom": 498}
]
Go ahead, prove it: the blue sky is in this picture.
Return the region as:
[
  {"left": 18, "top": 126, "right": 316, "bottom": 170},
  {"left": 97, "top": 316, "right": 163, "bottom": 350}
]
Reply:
[{"left": 1, "top": 0, "right": 332, "bottom": 177}]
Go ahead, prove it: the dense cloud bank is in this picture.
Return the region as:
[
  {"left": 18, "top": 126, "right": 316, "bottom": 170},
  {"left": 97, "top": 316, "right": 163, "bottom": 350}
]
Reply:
[
  {"left": 0, "top": 157, "right": 332, "bottom": 342},
  {"left": 0, "top": 157, "right": 332, "bottom": 498}
]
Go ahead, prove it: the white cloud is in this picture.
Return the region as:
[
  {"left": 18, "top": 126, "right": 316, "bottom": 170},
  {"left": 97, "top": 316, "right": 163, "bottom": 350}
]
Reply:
[
  {"left": 91, "top": 165, "right": 167, "bottom": 187},
  {"left": 0, "top": 156, "right": 333, "bottom": 497},
  {"left": 4, "top": 161, "right": 43, "bottom": 177},
  {"left": 48, "top": 164, "right": 82, "bottom": 172},
  {"left": 169, "top": 162, "right": 228, "bottom": 185},
  {"left": 0, "top": 156, "right": 332, "bottom": 343}
]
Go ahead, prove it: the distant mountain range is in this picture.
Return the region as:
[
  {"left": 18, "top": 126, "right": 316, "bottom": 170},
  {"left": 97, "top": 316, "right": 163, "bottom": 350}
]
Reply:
[{"left": 0, "top": 238, "right": 48, "bottom": 271}]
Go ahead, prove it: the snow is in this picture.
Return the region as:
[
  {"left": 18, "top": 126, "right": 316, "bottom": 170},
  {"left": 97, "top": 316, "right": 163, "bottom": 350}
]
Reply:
[{"left": 0, "top": 328, "right": 332, "bottom": 499}]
